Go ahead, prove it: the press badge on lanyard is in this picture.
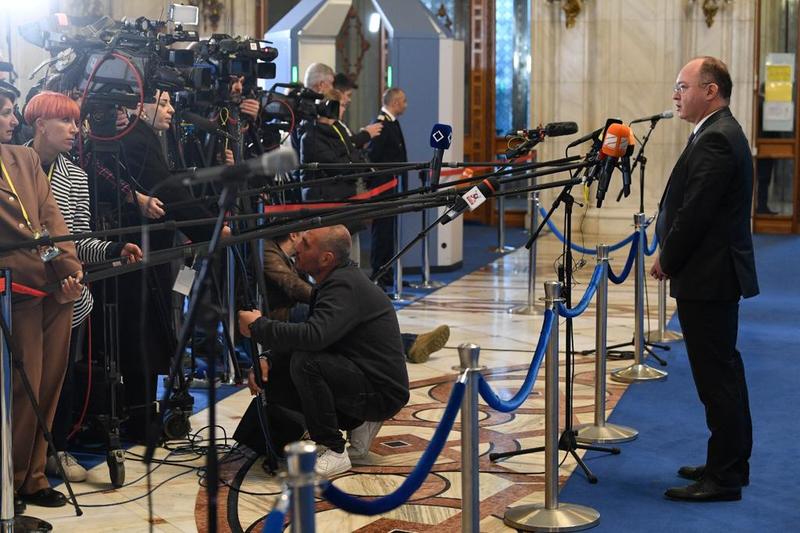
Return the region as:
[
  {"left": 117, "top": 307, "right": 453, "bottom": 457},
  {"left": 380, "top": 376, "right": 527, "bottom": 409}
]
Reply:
[{"left": 1, "top": 159, "right": 62, "bottom": 263}]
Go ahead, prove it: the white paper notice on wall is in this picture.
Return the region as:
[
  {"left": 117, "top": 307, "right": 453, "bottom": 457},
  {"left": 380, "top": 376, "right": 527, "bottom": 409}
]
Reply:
[{"left": 763, "top": 53, "right": 795, "bottom": 132}]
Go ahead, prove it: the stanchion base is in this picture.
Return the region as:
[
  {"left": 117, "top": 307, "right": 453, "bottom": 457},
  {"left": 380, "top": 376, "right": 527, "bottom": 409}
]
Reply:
[
  {"left": 508, "top": 304, "right": 543, "bottom": 315},
  {"left": 489, "top": 245, "right": 516, "bottom": 253},
  {"left": 408, "top": 281, "right": 445, "bottom": 289},
  {"left": 504, "top": 502, "right": 600, "bottom": 532},
  {"left": 574, "top": 423, "right": 638, "bottom": 444},
  {"left": 610, "top": 363, "right": 667, "bottom": 383},
  {"left": 645, "top": 329, "right": 683, "bottom": 343},
  {"left": 9, "top": 515, "right": 53, "bottom": 532}
]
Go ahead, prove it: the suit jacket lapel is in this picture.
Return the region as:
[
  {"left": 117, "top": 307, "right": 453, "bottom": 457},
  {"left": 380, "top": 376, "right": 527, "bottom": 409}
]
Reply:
[{"left": 0, "top": 145, "right": 18, "bottom": 195}]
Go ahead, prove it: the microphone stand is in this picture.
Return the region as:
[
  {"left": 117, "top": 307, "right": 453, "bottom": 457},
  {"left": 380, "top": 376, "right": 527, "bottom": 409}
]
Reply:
[
  {"left": 490, "top": 180, "right": 621, "bottom": 483},
  {"left": 585, "top": 117, "right": 669, "bottom": 362}
]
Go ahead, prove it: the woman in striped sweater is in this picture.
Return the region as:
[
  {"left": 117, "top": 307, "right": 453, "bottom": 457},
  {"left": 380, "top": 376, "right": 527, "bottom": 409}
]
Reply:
[{"left": 24, "top": 91, "right": 143, "bottom": 482}]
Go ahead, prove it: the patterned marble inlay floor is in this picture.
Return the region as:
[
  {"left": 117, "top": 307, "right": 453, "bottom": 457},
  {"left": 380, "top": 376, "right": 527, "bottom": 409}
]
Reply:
[{"left": 36, "top": 238, "right": 674, "bottom": 532}]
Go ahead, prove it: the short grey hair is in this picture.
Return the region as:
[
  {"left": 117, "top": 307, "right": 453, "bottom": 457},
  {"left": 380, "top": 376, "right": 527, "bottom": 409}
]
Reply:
[
  {"left": 319, "top": 225, "right": 352, "bottom": 266},
  {"left": 304, "top": 63, "right": 335, "bottom": 92},
  {"left": 382, "top": 87, "right": 404, "bottom": 107}
]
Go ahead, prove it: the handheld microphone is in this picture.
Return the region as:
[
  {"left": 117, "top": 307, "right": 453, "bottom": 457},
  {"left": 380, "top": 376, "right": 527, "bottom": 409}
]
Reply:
[
  {"left": 441, "top": 177, "right": 499, "bottom": 225},
  {"left": 182, "top": 111, "right": 240, "bottom": 142},
  {"left": 629, "top": 110, "right": 673, "bottom": 125},
  {"left": 512, "top": 121, "right": 579, "bottom": 139},
  {"left": 179, "top": 145, "right": 298, "bottom": 186},
  {"left": 567, "top": 118, "right": 622, "bottom": 150},
  {"left": 595, "top": 123, "right": 631, "bottom": 207},
  {"left": 429, "top": 123, "right": 453, "bottom": 190}
]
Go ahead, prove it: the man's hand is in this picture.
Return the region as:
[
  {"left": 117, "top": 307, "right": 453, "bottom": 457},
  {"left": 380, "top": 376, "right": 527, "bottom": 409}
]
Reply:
[
  {"left": 247, "top": 357, "right": 270, "bottom": 395},
  {"left": 239, "top": 99, "right": 260, "bottom": 121},
  {"left": 135, "top": 192, "right": 166, "bottom": 219},
  {"left": 238, "top": 309, "right": 262, "bottom": 337},
  {"left": 650, "top": 254, "right": 668, "bottom": 281},
  {"left": 362, "top": 122, "right": 383, "bottom": 138},
  {"left": 55, "top": 270, "right": 83, "bottom": 304},
  {"left": 121, "top": 243, "right": 143, "bottom": 263}
]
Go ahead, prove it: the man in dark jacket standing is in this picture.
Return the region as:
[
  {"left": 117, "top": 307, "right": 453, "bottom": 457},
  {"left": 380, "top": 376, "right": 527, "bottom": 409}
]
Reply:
[
  {"left": 653, "top": 56, "right": 758, "bottom": 502},
  {"left": 367, "top": 88, "right": 408, "bottom": 290},
  {"left": 238, "top": 225, "right": 409, "bottom": 477}
]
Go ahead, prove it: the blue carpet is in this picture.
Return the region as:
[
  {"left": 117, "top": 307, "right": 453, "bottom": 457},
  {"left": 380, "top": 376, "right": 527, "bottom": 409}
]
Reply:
[{"left": 559, "top": 234, "right": 800, "bottom": 531}]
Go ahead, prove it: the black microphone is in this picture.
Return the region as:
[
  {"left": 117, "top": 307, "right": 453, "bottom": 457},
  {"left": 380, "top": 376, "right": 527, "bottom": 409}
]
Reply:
[
  {"left": 619, "top": 134, "right": 635, "bottom": 199},
  {"left": 629, "top": 110, "right": 673, "bottom": 125},
  {"left": 512, "top": 121, "right": 578, "bottom": 139},
  {"left": 429, "top": 123, "right": 453, "bottom": 190},
  {"left": 179, "top": 146, "right": 298, "bottom": 186},
  {"left": 594, "top": 123, "right": 631, "bottom": 208},
  {"left": 441, "top": 177, "right": 499, "bottom": 225},
  {"left": 181, "top": 111, "right": 240, "bottom": 142}
]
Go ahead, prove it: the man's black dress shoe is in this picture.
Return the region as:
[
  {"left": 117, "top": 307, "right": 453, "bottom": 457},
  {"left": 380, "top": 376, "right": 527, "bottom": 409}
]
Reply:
[
  {"left": 14, "top": 492, "right": 26, "bottom": 515},
  {"left": 678, "top": 464, "right": 749, "bottom": 486},
  {"left": 20, "top": 488, "right": 67, "bottom": 508},
  {"left": 665, "top": 478, "right": 741, "bottom": 502}
]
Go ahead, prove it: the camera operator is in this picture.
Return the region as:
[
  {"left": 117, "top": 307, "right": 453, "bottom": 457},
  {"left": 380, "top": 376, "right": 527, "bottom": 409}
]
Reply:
[
  {"left": 0, "top": 86, "right": 83, "bottom": 510},
  {"left": 24, "top": 91, "right": 143, "bottom": 482},
  {"left": 238, "top": 225, "right": 410, "bottom": 478},
  {"left": 103, "top": 89, "right": 226, "bottom": 441}
]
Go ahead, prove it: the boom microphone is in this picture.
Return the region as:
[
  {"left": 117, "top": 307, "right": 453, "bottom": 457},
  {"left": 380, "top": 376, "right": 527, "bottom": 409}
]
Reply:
[
  {"left": 629, "top": 110, "right": 673, "bottom": 125},
  {"left": 513, "top": 121, "right": 579, "bottom": 139},
  {"left": 595, "top": 123, "right": 631, "bottom": 208},
  {"left": 179, "top": 145, "right": 298, "bottom": 186},
  {"left": 429, "top": 123, "right": 453, "bottom": 190},
  {"left": 441, "top": 177, "right": 499, "bottom": 225}
]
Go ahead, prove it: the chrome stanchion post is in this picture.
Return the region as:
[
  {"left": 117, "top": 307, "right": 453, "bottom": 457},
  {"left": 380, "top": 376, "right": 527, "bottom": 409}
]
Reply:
[
  {"left": 509, "top": 192, "right": 540, "bottom": 314},
  {"left": 458, "top": 343, "right": 483, "bottom": 532},
  {"left": 1, "top": 270, "right": 14, "bottom": 531},
  {"left": 491, "top": 179, "right": 514, "bottom": 253},
  {"left": 575, "top": 246, "right": 638, "bottom": 444},
  {"left": 611, "top": 214, "right": 667, "bottom": 383},
  {"left": 285, "top": 441, "right": 318, "bottom": 533},
  {"left": 410, "top": 171, "right": 444, "bottom": 289},
  {"left": 224, "top": 248, "right": 237, "bottom": 384},
  {"left": 504, "top": 281, "right": 600, "bottom": 532},
  {"left": 645, "top": 277, "right": 683, "bottom": 343}
]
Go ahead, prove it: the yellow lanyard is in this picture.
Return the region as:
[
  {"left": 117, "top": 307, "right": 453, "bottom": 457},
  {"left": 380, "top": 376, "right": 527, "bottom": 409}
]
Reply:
[
  {"left": 0, "top": 159, "right": 39, "bottom": 238},
  {"left": 47, "top": 162, "right": 55, "bottom": 182},
  {"left": 331, "top": 123, "right": 350, "bottom": 154}
]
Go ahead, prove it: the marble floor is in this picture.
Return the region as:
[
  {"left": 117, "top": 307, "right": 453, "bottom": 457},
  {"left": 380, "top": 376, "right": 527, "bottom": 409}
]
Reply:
[{"left": 34, "top": 235, "right": 674, "bottom": 532}]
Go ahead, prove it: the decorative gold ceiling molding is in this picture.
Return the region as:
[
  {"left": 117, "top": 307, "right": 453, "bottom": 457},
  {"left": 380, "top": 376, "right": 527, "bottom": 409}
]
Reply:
[{"left": 546, "top": 0, "right": 588, "bottom": 30}]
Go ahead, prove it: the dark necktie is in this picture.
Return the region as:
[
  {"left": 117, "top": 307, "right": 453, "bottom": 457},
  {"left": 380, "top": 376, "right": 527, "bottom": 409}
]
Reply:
[{"left": 687, "top": 131, "right": 696, "bottom": 147}]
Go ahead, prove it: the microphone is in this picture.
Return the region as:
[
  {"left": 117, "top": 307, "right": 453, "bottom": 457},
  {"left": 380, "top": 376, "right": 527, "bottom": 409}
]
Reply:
[
  {"left": 179, "top": 145, "right": 298, "bottom": 186},
  {"left": 181, "top": 111, "right": 240, "bottom": 142},
  {"left": 512, "top": 121, "right": 579, "bottom": 139},
  {"left": 594, "top": 123, "right": 631, "bottom": 208},
  {"left": 429, "top": 123, "right": 453, "bottom": 190},
  {"left": 619, "top": 130, "right": 635, "bottom": 199},
  {"left": 441, "top": 177, "right": 499, "bottom": 225},
  {"left": 629, "top": 110, "right": 673, "bottom": 125},
  {"left": 567, "top": 118, "right": 622, "bottom": 150}
]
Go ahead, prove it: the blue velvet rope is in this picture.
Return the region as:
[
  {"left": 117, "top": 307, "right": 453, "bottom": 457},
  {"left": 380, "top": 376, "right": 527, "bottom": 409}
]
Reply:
[
  {"left": 477, "top": 309, "right": 554, "bottom": 412},
  {"left": 322, "top": 381, "right": 467, "bottom": 515},
  {"left": 262, "top": 508, "right": 286, "bottom": 533},
  {"left": 608, "top": 233, "right": 639, "bottom": 284},
  {"left": 556, "top": 263, "right": 603, "bottom": 318},
  {"left": 644, "top": 229, "right": 658, "bottom": 256},
  {"left": 538, "top": 206, "right": 635, "bottom": 254}
]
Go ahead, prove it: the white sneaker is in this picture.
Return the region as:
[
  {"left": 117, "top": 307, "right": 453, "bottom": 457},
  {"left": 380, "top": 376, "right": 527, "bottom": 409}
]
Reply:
[
  {"left": 347, "top": 420, "right": 383, "bottom": 462},
  {"left": 45, "top": 451, "right": 88, "bottom": 482},
  {"left": 315, "top": 448, "right": 351, "bottom": 478}
]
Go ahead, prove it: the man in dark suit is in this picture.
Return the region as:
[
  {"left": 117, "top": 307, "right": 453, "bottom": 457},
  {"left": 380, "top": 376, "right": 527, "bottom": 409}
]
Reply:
[
  {"left": 652, "top": 56, "right": 759, "bottom": 502},
  {"left": 367, "top": 88, "right": 408, "bottom": 289}
]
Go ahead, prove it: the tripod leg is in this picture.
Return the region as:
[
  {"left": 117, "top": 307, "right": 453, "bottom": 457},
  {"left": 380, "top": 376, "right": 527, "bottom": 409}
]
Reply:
[
  {"left": 644, "top": 345, "right": 668, "bottom": 366},
  {"left": 489, "top": 445, "right": 545, "bottom": 462},
  {"left": 569, "top": 449, "right": 598, "bottom": 484},
  {"left": 575, "top": 443, "right": 621, "bottom": 455},
  {"left": 646, "top": 341, "right": 670, "bottom": 351}
]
